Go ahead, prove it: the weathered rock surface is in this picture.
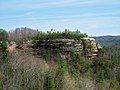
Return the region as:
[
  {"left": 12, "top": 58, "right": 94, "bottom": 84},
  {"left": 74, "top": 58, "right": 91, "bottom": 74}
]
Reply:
[
  {"left": 34, "top": 37, "right": 102, "bottom": 58},
  {"left": 7, "top": 37, "right": 102, "bottom": 58},
  {"left": 7, "top": 41, "right": 17, "bottom": 53},
  {"left": 82, "top": 37, "right": 102, "bottom": 58}
]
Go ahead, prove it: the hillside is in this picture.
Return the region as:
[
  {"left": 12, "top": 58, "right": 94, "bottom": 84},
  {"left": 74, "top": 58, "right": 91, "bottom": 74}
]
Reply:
[
  {"left": 8, "top": 27, "right": 39, "bottom": 41},
  {"left": 94, "top": 36, "right": 120, "bottom": 46},
  {"left": 0, "top": 29, "right": 120, "bottom": 90},
  {"left": 5, "top": 41, "right": 95, "bottom": 90}
]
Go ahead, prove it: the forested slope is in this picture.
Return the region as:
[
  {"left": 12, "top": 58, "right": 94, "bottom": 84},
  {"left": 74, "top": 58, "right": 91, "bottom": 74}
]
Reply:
[
  {"left": 0, "top": 28, "right": 120, "bottom": 90},
  {"left": 94, "top": 36, "right": 120, "bottom": 46}
]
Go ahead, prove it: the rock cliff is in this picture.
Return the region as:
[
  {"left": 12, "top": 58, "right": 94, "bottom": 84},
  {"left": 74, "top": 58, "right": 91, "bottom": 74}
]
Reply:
[
  {"left": 33, "top": 37, "right": 102, "bottom": 59},
  {"left": 7, "top": 37, "right": 102, "bottom": 59}
]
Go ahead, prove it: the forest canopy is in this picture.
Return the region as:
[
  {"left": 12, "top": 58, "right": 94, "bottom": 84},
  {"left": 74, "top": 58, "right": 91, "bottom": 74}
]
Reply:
[{"left": 30, "top": 29, "right": 88, "bottom": 41}]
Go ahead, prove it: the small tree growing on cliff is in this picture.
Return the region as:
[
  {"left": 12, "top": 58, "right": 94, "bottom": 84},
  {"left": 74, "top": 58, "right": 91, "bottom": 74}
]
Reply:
[{"left": 0, "top": 29, "right": 8, "bottom": 41}]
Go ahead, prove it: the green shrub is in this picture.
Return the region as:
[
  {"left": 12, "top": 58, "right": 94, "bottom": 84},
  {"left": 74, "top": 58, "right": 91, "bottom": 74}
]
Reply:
[
  {"left": 0, "top": 29, "right": 8, "bottom": 41},
  {"left": 15, "top": 40, "right": 23, "bottom": 46},
  {"left": 44, "top": 71, "right": 56, "bottom": 90},
  {"left": 31, "top": 29, "right": 87, "bottom": 41}
]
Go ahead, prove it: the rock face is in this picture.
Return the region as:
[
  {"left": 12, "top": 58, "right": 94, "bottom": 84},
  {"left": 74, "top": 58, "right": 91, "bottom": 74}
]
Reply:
[
  {"left": 6, "top": 37, "right": 102, "bottom": 58},
  {"left": 82, "top": 37, "right": 102, "bottom": 58},
  {"left": 34, "top": 37, "right": 102, "bottom": 58},
  {"left": 7, "top": 41, "right": 17, "bottom": 53}
]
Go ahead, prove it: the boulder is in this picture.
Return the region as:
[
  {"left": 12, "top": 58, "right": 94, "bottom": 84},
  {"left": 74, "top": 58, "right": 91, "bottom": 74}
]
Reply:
[{"left": 7, "top": 41, "right": 17, "bottom": 53}]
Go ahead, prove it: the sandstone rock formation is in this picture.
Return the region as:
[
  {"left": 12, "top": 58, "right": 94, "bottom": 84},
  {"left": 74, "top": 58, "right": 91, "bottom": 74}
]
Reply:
[
  {"left": 6, "top": 37, "right": 102, "bottom": 59},
  {"left": 82, "top": 37, "right": 102, "bottom": 58},
  {"left": 7, "top": 41, "right": 17, "bottom": 53},
  {"left": 34, "top": 37, "right": 102, "bottom": 58}
]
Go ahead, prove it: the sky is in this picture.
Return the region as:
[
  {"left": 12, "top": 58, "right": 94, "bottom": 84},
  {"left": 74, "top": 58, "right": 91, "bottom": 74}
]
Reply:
[{"left": 0, "top": 0, "right": 120, "bottom": 36}]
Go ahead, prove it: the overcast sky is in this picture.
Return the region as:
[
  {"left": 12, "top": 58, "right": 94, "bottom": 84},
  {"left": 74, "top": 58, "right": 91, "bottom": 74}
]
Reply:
[{"left": 0, "top": 0, "right": 120, "bottom": 36}]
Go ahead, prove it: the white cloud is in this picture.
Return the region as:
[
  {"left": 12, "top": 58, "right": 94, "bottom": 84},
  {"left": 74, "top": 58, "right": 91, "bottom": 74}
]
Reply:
[
  {"left": 0, "top": 0, "right": 114, "bottom": 9},
  {"left": 0, "top": 11, "right": 34, "bottom": 21},
  {"left": 0, "top": 0, "right": 79, "bottom": 9}
]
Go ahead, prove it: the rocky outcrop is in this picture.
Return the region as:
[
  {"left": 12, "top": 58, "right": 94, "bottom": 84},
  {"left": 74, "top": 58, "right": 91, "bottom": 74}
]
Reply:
[
  {"left": 7, "top": 37, "right": 102, "bottom": 58},
  {"left": 7, "top": 41, "right": 17, "bottom": 53},
  {"left": 34, "top": 37, "right": 102, "bottom": 58},
  {"left": 82, "top": 37, "right": 102, "bottom": 58}
]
